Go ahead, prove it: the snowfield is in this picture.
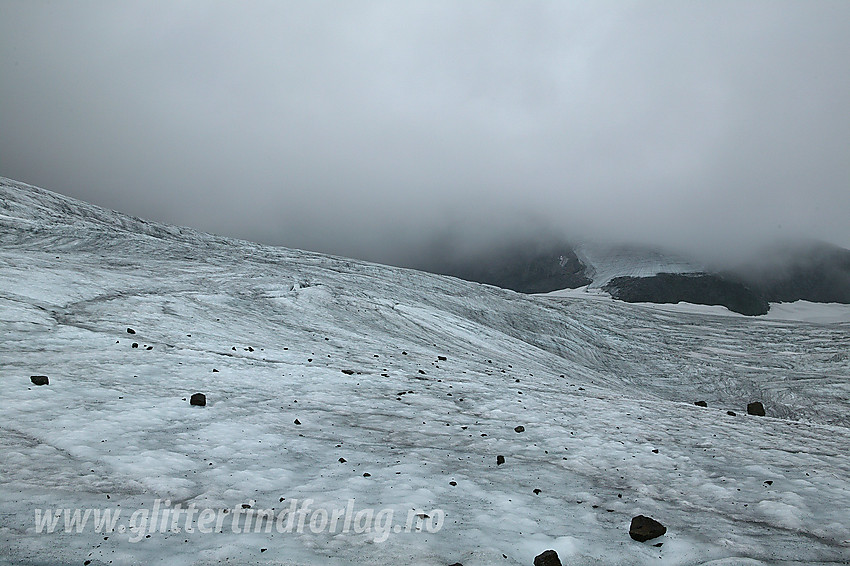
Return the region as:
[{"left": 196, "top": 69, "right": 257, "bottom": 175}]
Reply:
[
  {"left": 574, "top": 243, "right": 704, "bottom": 288},
  {"left": 1, "top": 177, "right": 849, "bottom": 565}
]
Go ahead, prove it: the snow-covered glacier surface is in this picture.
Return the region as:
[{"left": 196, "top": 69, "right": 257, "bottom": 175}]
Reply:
[{"left": 1, "top": 177, "right": 849, "bottom": 565}]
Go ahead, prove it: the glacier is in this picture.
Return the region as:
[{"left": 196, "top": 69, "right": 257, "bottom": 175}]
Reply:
[{"left": 1, "top": 177, "right": 848, "bottom": 565}]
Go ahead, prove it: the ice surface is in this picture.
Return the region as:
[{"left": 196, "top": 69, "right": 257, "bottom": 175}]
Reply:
[
  {"left": 1, "top": 177, "right": 849, "bottom": 565},
  {"left": 575, "top": 243, "right": 704, "bottom": 288}
]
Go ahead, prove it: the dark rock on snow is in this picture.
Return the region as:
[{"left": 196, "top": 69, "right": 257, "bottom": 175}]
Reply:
[
  {"left": 496, "top": 455, "right": 505, "bottom": 466},
  {"left": 694, "top": 400, "right": 707, "bottom": 407},
  {"left": 514, "top": 425, "right": 525, "bottom": 433},
  {"left": 629, "top": 515, "right": 667, "bottom": 542},
  {"left": 30, "top": 375, "right": 49, "bottom": 386},
  {"left": 126, "top": 327, "right": 135, "bottom": 334},
  {"left": 747, "top": 401, "right": 766, "bottom": 416},
  {"left": 534, "top": 549, "right": 562, "bottom": 566},
  {"left": 190, "top": 393, "right": 206, "bottom": 406}
]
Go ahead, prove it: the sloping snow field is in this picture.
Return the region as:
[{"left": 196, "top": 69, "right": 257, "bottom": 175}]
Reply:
[
  {"left": 1, "top": 178, "right": 849, "bottom": 565},
  {"left": 574, "top": 244, "right": 704, "bottom": 288}
]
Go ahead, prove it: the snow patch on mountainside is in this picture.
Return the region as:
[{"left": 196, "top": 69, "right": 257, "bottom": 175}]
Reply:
[{"left": 575, "top": 243, "right": 703, "bottom": 288}]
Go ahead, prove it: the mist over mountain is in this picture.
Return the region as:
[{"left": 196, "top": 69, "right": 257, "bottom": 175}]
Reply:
[
  {"left": 2, "top": 2, "right": 849, "bottom": 267},
  {"left": 401, "top": 236, "right": 590, "bottom": 295},
  {"left": 401, "top": 233, "right": 850, "bottom": 316},
  {"left": 728, "top": 240, "right": 850, "bottom": 304}
]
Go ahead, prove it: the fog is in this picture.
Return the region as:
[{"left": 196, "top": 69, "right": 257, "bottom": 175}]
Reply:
[{"left": 1, "top": 1, "right": 848, "bottom": 265}]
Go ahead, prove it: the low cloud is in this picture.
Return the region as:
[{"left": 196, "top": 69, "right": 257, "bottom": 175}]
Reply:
[{"left": 2, "top": 1, "right": 848, "bottom": 264}]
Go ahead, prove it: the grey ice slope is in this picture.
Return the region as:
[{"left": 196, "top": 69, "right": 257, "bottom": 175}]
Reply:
[{"left": 1, "top": 177, "right": 849, "bottom": 565}]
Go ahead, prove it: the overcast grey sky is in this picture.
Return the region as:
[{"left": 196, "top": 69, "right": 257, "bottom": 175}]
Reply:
[{"left": 1, "top": 1, "right": 848, "bottom": 262}]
